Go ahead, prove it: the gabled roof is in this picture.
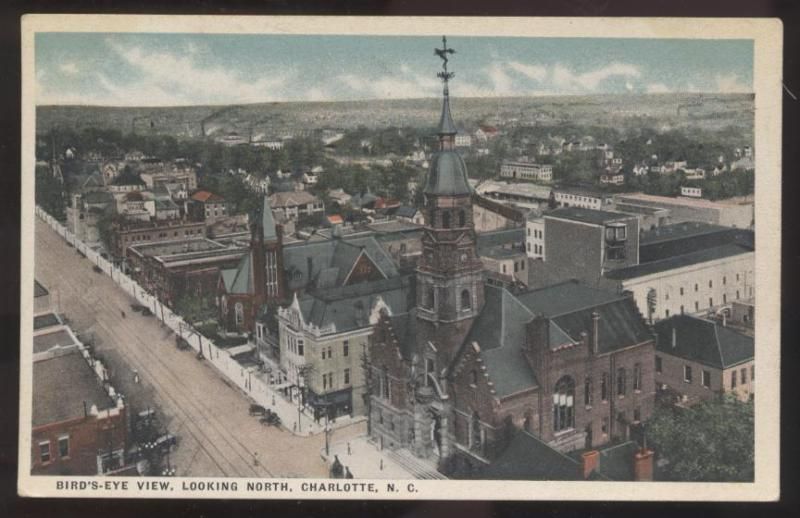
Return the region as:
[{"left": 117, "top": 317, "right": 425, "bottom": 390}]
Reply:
[
  {"left": 283, "top": 235, "right": 399, "bottom": 292},
  {"left": 654, "top": 315, "right": 754, "bottom": 369},
  {"left": 516, "top": 281, "right": 652, "bottom": 354},
  {"left": 191, "top": 190, "right": 225, "bottom": 203},
  {"left": 295, "top": 275, "right": 414, "bottom": 334},
  {"left": 480, "top": 430, "right": 583, "bottom": 480},
  {"left": 268, "top": 190, "right": 319, "bottom": 208},
  {"left": 221, "top": 252, "right": 254, "bottom": 295},
  {"left": 463, "top": 286, "right": 539, "bottom": 397}
]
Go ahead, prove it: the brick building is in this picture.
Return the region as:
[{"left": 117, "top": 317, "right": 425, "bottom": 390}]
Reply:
[
  {"left": 366, "top": 51, "right": 655, "bottom": 478},
  {"left": 218, "top": 196, "right": 286, "bottom": 333},
  {"left": 112, "top": 219, "right": 206, "bottom": 260},
  {"left": 127, "top": 237, "right": 247, "bottom": 309},
  {"left": 32, "top": 321, "right": 129, "bottom": 475},
  {"left": 653, "top": 315, "right": 754, "bottom": 405},
  {"left": 188, "top": 190, "right": 227, "bottom": 222}
]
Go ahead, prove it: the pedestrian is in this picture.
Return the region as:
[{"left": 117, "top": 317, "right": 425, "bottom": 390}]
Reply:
[
  {"left": 345, "top": 467, "right": 353, "bottom": 479},
  {"left": 253, "top": 452, "right": 259, "bottom": 467},
  {"left": 272, "top": 394, "right": 276, "bottom": 406},
  {"left": 380, "top": 459, "right": 383, "bottom": 471},
  {"left": 133, "top": 370, "right": 140, "bottom": 384},
  {"left": 293, "top": 421, "right": 297, "bottom": 432},
  {"left": 347, "top": 442, "right": 351, "bottom": 455}
]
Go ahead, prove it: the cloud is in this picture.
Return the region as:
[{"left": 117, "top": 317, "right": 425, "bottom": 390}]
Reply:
[
  {"left": 59, "top": 62, "right": 79, "bottom": 75},
  {"left": 715, "top": 73, "right": 750, "bottom": 93},
  {"left": 336, "top": 65, "right": 439, "bottom": 100},
  {"left": 646, "top": 83, "right": 671, "bottom": 94},
  {"left": 553, "top": 62, "right": 640, "bottom": 91},
  {"left": 506, "top": 61, "right": 547, "bottom": 82}
]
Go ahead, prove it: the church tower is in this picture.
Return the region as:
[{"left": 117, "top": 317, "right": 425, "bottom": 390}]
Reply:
[{"left": 416, "top": 37, "right": 484, "bottom": 366}]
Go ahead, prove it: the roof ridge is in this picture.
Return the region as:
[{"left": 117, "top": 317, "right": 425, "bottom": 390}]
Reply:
[{"left": 549, "top": 293, "right": 630, "bottom": 319}]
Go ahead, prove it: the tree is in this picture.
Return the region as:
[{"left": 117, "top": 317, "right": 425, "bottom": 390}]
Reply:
[
  {"left": 647, "top": 395, "right": 754, "bottom": 482},
  {"left": 35, "top": 164, "right": 66, "bottom": 219}
]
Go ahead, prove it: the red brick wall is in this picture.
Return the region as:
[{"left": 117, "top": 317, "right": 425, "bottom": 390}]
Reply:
[{"left": 32, "top": 410, "right": 127, "bottom": 476}]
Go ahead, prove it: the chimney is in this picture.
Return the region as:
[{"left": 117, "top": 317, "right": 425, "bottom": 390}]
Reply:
[
  {"left": 591, "top": 311, "right": 601, "bottom": 354},
  {"left": 581, "top": 450, "right": 600, "bottom": 479},
  {"left": 634, "top": 448, "right": 655, "bottom": 481}
]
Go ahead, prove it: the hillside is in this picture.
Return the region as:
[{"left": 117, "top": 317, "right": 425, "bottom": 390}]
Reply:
[{"left": 36, "top": 93, "right": 754, "bottom": 139}]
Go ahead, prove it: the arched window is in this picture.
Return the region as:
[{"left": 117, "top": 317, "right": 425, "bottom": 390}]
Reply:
[
  {"left": 459, "top": 210, "right": 466, "bottom": 227},
  {"left": 442, "top": 211, "right": 451, "bottom": 229},
  {"left": 234, "top": 302, "right": 244, "bottom": 326},
  {"left": 461, "top": 289, "right": 471, "bottom": 310},
  {"left": 553, "top": 376, "right": 575, "bottom": 432}
]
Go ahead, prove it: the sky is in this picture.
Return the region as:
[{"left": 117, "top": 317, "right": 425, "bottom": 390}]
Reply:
[{"left": 35, "top": 33, "right": 754, "bottom": 107}]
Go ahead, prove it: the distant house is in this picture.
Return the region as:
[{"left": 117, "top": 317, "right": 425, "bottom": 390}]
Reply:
[
  {"left": 499, "top": 159, "right": 553, "bottom": 183},
  {"left": 680, "top": 186, "right": 703, "bottom": 198},
  {"left": 394, "top": 206, "right": 424, "bottom": 225},
  {"left": 268, "top": 191, "right": 324, "bottom": 220},
  {"left": 474, "top": 125, "right": 499, "bottom": 142},
  {"left": 328, "top": 188, "right": 352, "bottom": 206},
  {"left": 454, "top": 132, "right": 473, "bottom": 148},
  {"left": 189, "top": 190, "right": 227, "bottom": 222}
]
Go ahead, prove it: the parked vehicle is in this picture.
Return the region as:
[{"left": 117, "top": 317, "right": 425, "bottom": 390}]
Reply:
[
  {"left": 153, "top": 433, "right": 177, "bottom": 451},
  {"left": 141, "top": 307, "right": 153, "bottom": 317},
  {"left": 130, "top": 304, "right": 145, "bottom": 312},
  {"left": 92, "top": 265, "right": 103, "bottom": 273},
  {"left": 249, "top": 404, "right": 267, "bottom": 416}
]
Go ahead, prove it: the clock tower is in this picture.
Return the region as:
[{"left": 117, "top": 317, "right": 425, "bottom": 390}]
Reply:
[{"left": 416, "top": 37, "right": 484, "bottom": 366}]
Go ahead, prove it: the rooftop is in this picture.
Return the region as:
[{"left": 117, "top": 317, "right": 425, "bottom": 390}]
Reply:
[
  {"left": 33, "top": 313, "right": 61, "bottom": 331},
  {"left": 480, "top": 430, "right": 583, "bottom": 480},
  {"left": 34, "top": 280, "right": 48, "bottom": 298},
  {"left": 616, "top": 192, "right": 754, "bottom": 209},
  {"left": 33, "top": 350, "right": 116, "bottom": 427},
  {"left": 654, "top": 315, "right": 754, "bottom": 369},
  {"left": 605, "top": 243, "right": 752, "bottom": 280},
  {"left": 33, "top": 327, "right": 78, "bottom": 354},
  {"left": 269, "top": 190, "right": 320, "bottom": 208},
  {"left": 546, "top": 207, "right": 633, "bottom": 226},
  {"left": 191, "top": 190, "right": 225, "bottom": 203},
  {"left": 128, "top": 237, "right": 227, "bottom": 258}
]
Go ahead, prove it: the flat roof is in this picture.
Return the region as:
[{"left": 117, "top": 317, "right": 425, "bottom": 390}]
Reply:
[
  {"left": 640, "top": 221, "right": 731, "bottom": 245},
  {"left": 616, "top": 192, "right": 754, "bottom": 209},
  {"left": 546, "top": 207, "right": 633, "bottom": 226},
  {"left": 33, "top": 351, "right": 116, "bottom": 427},
  {"left": 34, "top": 313, "right": 61, "bottom": 331},
  {"left": 606, "top": 243, "right": 752, "bottom": 280},
  {"left": 129, "top": 237, "right": 227, "bottom": 257},
  {"left": 33, "top": 328, "right": 77, "bottom": 354}
]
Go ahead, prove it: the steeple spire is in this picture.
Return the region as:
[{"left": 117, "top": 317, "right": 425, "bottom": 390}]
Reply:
[{"left": 434, "top": 36, "right": 457, "bottom": 138}]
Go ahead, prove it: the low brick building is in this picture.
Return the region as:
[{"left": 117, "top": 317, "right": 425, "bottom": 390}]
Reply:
[
  {"left": 654, "top": 315, "right": 754, "bottom": 405},
  {"left": 112, "top": 219, "right": 206, "bottom": 260},
  {"left": 32, "top": 325, "right": 129, "bottom": 475}
]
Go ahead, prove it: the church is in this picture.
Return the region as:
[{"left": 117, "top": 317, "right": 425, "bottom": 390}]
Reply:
[{"left": 367, "top": 38, "right": 656, "bottom": 477}]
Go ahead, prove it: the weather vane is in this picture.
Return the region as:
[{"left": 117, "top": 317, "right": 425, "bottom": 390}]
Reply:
[{"left": 434, "top": 36, "right": 456, "bottom": 86}]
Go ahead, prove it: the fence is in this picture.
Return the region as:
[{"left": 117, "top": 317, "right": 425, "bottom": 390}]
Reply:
[{"left": 35, "top": 206, "right": 320, "bottom": 436}]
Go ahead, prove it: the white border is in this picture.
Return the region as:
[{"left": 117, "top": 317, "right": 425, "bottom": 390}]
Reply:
[{"left": 19, "top": 15, "right": 782, "bottom": 501}]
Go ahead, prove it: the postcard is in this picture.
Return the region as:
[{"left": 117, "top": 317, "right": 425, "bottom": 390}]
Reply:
[{"left": 19, "top": 14, "right": 781, "bottom": 500}]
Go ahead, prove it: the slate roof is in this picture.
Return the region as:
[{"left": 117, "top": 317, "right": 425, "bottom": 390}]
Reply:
[
  {"left": 33, "top": 351, "right": 116, "bottom": 427},
  {"left": 546, "top": 207, "right": 632, "bottom": 226},
  {"left": 283, "top": 235, "right": 399, "bottom": 292},
  {"left": 221, "top": 252, "right": 254, "bottom": 295},
  {"left": 424, "top": 151, "right": 472, "bottom": 196},
  {"left": 296, "top": 275, "right": 414, "bottom": 334},
  {"left": 463, "top": 286, "right": 539, "bottom": 397},
  {"left": 479, "top": 430, "right": 583, "bottom": 480},
  {"left": 517, "top": 281, "right": 652, "bottom": 354},
  {"left": 605, "top": 243, "right": 752, "bottom": 280},
  {"left": 654, "top": 315, "right": 754, "bottom": 369}
]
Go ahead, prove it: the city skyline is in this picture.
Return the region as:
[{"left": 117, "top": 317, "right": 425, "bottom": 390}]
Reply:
[{"left": 35, "top": 33, "right": 753, "bottom": 107}]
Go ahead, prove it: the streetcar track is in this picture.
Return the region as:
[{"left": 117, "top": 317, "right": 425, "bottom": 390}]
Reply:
[{"left": 35, "top": 223, "right": 287, "bottom": 477}]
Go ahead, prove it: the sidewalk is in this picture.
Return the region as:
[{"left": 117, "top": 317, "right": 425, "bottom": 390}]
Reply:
[{"left": 321, "top": 435, "right": 415, "bottom": 480}]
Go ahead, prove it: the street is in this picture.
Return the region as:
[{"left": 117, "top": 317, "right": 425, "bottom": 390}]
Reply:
[{"left": 35, "top": 219, "right": 365, "bottom": 477}]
